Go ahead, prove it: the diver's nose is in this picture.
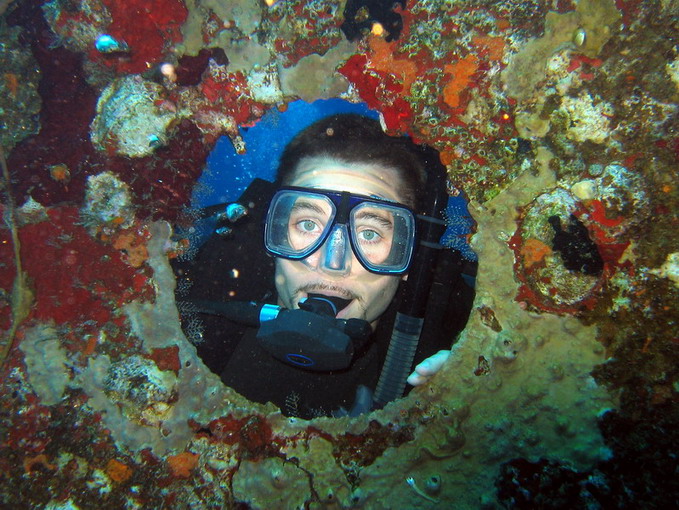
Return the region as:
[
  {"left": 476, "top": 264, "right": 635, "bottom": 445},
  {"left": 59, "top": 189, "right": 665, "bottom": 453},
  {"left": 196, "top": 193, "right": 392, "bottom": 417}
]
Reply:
[{"left": 320, "top": 224, "right": 351, "bottom": 274}]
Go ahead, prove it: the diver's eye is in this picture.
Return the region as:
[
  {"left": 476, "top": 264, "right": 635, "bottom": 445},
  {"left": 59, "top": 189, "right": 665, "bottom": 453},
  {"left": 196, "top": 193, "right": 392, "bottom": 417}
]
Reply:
[
  {"left": 358, "top": 229, "right": 381, "bottom": 242},
  {"left": 295, "top": 219, "right": 322, "bottom": 235},
  {"left": 301, "top": 220, "right": 317, "bottom": 232}
]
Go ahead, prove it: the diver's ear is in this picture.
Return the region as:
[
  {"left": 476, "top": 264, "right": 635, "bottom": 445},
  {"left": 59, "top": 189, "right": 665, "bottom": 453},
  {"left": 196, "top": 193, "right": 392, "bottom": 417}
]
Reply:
[{"left": 402, "top": 273, "right": 408, "bottom": 281}]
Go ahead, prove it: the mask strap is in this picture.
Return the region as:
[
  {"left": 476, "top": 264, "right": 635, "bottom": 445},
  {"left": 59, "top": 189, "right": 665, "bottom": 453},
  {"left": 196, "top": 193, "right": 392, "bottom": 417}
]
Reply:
[{"left": 334, "top": 191, "right": 351, "bottom": 224}]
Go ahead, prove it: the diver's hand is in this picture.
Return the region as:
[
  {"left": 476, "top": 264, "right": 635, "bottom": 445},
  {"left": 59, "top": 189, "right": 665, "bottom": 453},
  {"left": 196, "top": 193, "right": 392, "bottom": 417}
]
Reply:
[{"left": 406, "top": 350, "right": 451, "bottom": 386}]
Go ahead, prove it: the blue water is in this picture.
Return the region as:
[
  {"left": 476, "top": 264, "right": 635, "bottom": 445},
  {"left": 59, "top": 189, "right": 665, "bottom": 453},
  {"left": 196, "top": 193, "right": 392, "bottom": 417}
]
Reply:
[{"left": 193, "top": 99, "right": 379, "bottom": 206}]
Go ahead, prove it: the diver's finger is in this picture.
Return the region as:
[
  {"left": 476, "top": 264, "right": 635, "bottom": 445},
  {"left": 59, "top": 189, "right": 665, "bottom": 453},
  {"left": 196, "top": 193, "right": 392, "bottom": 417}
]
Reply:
[
  {"left": 414, "top": 350, "right": 451, "bottom": 376},
  {"left": 406, "top": 371, "right": 430, "bottom": 386}
]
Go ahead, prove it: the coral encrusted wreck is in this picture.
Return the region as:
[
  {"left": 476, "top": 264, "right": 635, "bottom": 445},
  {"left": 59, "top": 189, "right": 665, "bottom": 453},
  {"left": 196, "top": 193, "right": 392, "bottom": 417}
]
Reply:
[{"left": 0, "top": 0, "right": 677, "bottom": 508}]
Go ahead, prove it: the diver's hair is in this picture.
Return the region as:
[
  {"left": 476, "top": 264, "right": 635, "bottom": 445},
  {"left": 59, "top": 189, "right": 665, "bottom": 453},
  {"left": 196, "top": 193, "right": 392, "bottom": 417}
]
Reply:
[{"left": 275, "top": 114, "right": 427, "bottom": 210}]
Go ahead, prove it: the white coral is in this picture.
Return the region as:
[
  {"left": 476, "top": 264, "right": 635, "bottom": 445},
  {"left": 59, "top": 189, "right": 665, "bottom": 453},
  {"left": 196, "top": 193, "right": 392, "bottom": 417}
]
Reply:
[
  {"left": 90, "top": 76, "right": 177, "bottom": 158},
  {"left": 650, "top": 252, "right": 679, "bottom": 287},
  {"left": 560, "top": 91, "right": 613, "bottom": 144},
  {"left": 81, "top": 171, "right": 135, "bottom": 233}
]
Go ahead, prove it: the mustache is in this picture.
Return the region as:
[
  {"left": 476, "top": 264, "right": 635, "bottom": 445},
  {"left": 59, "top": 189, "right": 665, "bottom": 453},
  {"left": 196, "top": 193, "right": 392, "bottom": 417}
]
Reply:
[{"left": 298, "top": 282, "right": 357, "bottom": 300}]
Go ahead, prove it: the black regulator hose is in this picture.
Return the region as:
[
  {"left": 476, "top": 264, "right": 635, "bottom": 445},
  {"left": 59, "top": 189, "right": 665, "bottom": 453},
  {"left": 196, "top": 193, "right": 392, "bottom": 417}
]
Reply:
[
  {"left": 187, "top": 299, "right": 264, "bottom": 326},
  {"left": 373, "top": 145, "right": 450, "bottom": 407}
]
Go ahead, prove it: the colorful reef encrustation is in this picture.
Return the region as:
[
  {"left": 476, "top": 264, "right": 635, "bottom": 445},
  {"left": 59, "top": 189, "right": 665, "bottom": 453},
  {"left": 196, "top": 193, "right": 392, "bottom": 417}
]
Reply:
[{"left": 0, "top": 0, "right": 677, "bottom": 508}]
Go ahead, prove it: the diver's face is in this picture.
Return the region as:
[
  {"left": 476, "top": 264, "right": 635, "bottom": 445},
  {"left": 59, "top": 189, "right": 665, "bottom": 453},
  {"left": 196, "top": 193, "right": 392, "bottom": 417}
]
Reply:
[{"left": 274, "top": 157, "right": 407, "bottom": 326}]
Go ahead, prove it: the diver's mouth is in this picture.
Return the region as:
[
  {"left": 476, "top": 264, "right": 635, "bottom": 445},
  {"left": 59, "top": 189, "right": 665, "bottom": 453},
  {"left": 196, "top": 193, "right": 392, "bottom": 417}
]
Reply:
[{"left": 307, "top": 293, "right": 353, "bottom": 316}]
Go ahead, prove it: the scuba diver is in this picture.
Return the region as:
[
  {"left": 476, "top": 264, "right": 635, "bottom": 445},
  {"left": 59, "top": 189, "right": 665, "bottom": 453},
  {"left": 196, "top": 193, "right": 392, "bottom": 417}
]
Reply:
[{"left": 173, "top": 113, "right": 475, "bottom": 419}]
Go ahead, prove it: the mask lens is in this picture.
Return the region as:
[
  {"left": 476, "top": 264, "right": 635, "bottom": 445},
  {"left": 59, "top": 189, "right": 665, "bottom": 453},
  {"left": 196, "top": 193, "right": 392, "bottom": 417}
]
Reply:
[
  {"left": 351, "top": 202, "right": 415, "bottom": 273},
  {"left": 265, "top": 190, "right": 335, "bottom": 258}
]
